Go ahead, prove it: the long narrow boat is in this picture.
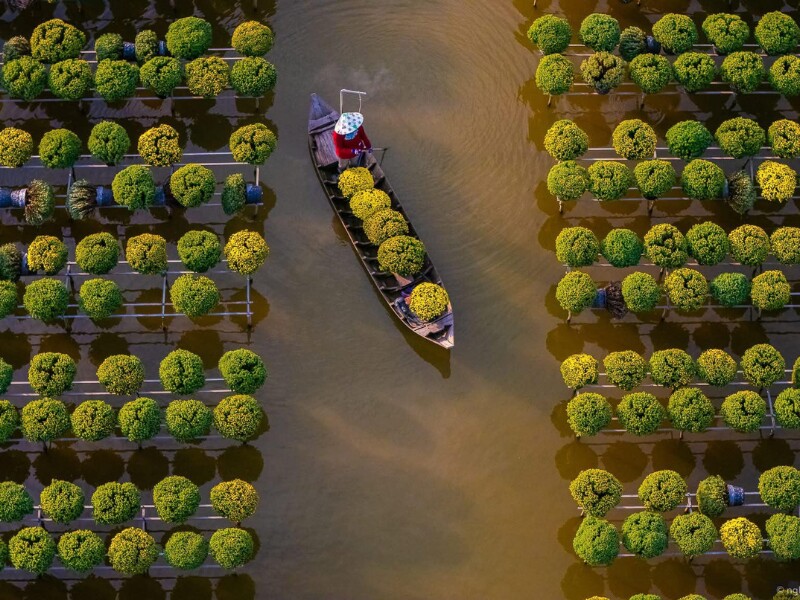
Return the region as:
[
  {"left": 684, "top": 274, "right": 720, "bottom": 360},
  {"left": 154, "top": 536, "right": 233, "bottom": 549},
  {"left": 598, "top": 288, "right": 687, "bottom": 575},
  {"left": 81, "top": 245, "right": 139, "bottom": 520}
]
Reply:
[{"left": 308, "top": 93, "right": 454, "bottom": 349}]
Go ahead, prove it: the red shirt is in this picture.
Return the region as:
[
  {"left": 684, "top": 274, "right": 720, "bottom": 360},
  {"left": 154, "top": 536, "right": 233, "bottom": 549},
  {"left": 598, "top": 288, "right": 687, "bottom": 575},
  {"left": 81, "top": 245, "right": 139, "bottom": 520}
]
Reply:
[{"left": 332, "top": 126, "right": 372, "bottom": 159}]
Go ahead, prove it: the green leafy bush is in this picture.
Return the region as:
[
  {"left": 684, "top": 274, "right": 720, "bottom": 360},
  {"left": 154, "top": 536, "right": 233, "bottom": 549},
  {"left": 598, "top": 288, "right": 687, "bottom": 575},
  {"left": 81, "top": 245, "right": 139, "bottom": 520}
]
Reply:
[
  {"left": 24, "top": 278, "right": 68, "bottom": 321},
  {"left": 601, "top": 229, "right": 642, "bottom": 267},
  {"left": 337, "top": 167, "right": 373, "bottom": 198},
  {"left": 40, "top": 479, "right": 83, "bottom": 523},
  {"left": 21, "top": 398, "right": 69, "bottom": 442},
  {"left": 164, "top": 531, "right": 208, "bottom": 570},
  {"left": 720, "top": 390, "right": 767, "bottom": 432},
  {"left": 527, "top": 15, "right": 572, "bottom": 54},
  {"left": 650, "top": 349, "right": 695, "bottom": 389},
  {"left": 535, "top": 54, "right": 573, "bottom": 96},
  {"left": 350, "top": 188, "right": 391, "bottom": 220},
  {"left": 560, "top": 353, "right": 598, "bottom": 390},
  {"left": 766, "top": 514, "right": 800, "bottom": 560},
  {"left": 88, "top": 121, "right": 130, "bottom": 166},
  {"left": 544, "top": 119, "right": 588, "bottom": 161},
  {"left": 222, "top": 173, "right": 248, "bottom": 215},
  {"left": 555, "top": 227, "right": 598, "bottom": 267},
  {"left": 579, "top": 14, "right": 620, "bottom": 52},
  {"left": 0, "top": 245, "right": 21, "bottom": 283},
  {"left": 555, "top": 271, "right": 597, "bottom": 314},
  {"left": 134, "top": 30, "right": 158, "bottom": 63},
  {"left": 638, "top": 470, "right": 687, "bottom": 512},
  {"left": 139, "top": 56, "right": 183, "bottom": 98},
  {"left": 138, "top": 124, "right": 182, "bottom": 167},
  {"left": 702, "top": 13, "right": 750, "bottom": 54},
  {"left": 741, "top": 344, "right": 785, "bottom": 388},
  {"left": 588, "top": 161, "right": 631, "bottom": 201},
  {"left": 31, "top": 19, "right": 86, "bottom": 63},
  {"left": 0, "top": 127, "right": 33, "bottom": 167},
  {"left": 666, "top": 121, "right": 713, "bottom": 160},
  {"left": 775, "top": 388, "right": 800, "bottom": 428},
  {"left": 720, "top": 517, "right": 762, "bottom": 559},
  {"left": 112, "top": 165, "right": 156, "bottom": 211},
  {"left": 619, "top": 26, "right": 647, "bottom": 61},
  {"left": 715, "top": 118, "right": 766, "bottom": 159},
  {"left": 214, "top": 394, "right": 263, "bottom": 441},
  {"left": 153, "top": 475, "right": 200, "bottom": 523},
  {"left": 210, "top": 527, "right": 254, "bottom": 568},
  {"left": 721, "top": 51, "right": 765, "bottom": 93},
  {"left": 39, "top": 128, "right": 81, "bottom": 169},
  {"left": 612, "top": 120, "right": 656, "bottom": 160},
  {"left": 92, "top": 481, "right": 140, "bottom": 525},
  {"left": 27, "top": 235, "right": 67, "bottom": 275},
  {"left": 363, "top": 209, "right": 409, "bottom": 246},
  {"left": 621, "top": 272, "right": 660, "bottom": 313},
  {"left": 177, "top": 230, "right": 221, "bottom": 272},
  {"left": 629, "top": 53, "right": 671, "bottom": 94},
  {"left": 2, "top": 56, "right": 47, "bottom": 100},
  {"left": 546, "top": 161, "right": 588, "bottom": 200},
  {"left": 634, "top": 160, "right": 676, "bottom": 200},
  {"left": 409, "top": 283, "right": 450, "bottom": 322},
  {"left": 48, "top": 58, "right": 92, "bottom": 100},
  {"left": 170, "top": 164, "right": 215, "bottom": 208},
  {"left": 186, "top": 57, "right": 230, "bottom": 98},
  {"left": 224, "top": 230, "right": 270, "bottom": 275},
  {"left": 686, "top": 222, "right": 728, "bottom": 266},
  {"left": 232, "top": 20, "right": 275, "bottom": 56},
  {"left": 759, "top": 466, "right": 800, "bottom": 511},
  {"left": 569, "top": 469, "right": 622, "bottom": 517},
  {"left": 126, "top": 233, "right": 167, "bottom": 274},
  {"left": 377, "top": 236, "right": 426, "bottom": 277},
  {"left": 729, "top": 224, "right": 770, "bottom": 266},
  {"left": 0, "top": 481, "right": 33, "bottom": 522},
  {"left": 727, "top": 170, "right": 757, "bottom": 215},
  {"left": 165, "top": 399, "right": 212, "bottom": 441},
  {"left": 644, "top": 223, "right": 688, "bottom": 268},
  {"left": 617, "top": 392, "right": 665, "bottom": 435},
  {"left": 770, "top": 55, "right": 800, "bottom": 96},
  {"left": 757, "top": 161, "right": 797, "bottom": 203},
  {"left": 75, "top": 232, "right": 119, "bottom": 275},
  {"left": 97, "top": 354, "right": 144, "bottom": 395},
  {"left": 0, "top": 400, "right": 18, "bottom": 441},
  {"left": 170, "top": 274, "right": 220, "bottom": 317},
  {"left": 9, "top": 526, "right": 55, "bottom": 574},
  {"left": 3, "top": 36, "right": 30, "bottom": 62},
  {"left": 108, "top": 528, "right": 159, "bottom": 575},
  {"left": 230, "top": 123, "right": 278, "bottom": 165},
  {"left": 652, "top": 14, "right": 698, "bottom": 54},
  {"left": 118, "top": 397, "right": 160, "bottom": 443},
  {"left": 697, "top": 475, "right": 727, "bottom": 517},
  {"left": 71, "top": 400, "right": 116, "bottom": 441},
  {"left": 622, "top": 511, "right": 668, "bottom": 558},
  {"left": 572, "top": 516, "right": 619, "bottom": 566},
  {"left": 670, "top": 512, "right": 716, "bottom": 557},
  {"left": 166, "top": 16, "right": 213, "bottom": 59},
  {"left": 682, "top": 159, "right": 725, "bottom": 200},
  {"left": 160, "top": 349, "right": 205, "bottom": 394},
  {"left": 769, "top": 120, "right": 800, "bottom": 159},
  {"left": 57, "top": 530, "right": 104, "bottom": 573},
  {"left": 711, "top": 272, "right": 750, "bottom": 307},
  {"left": 28, "top": 352, "right": 76, "bottom": 396},
  {"left": 78, "top": 278, "right": 122, "bottom": 320},
  {"left": 231, "top": 57, "right": 277, "bottom": 96},
  {"left": 94, "top": 59, "right": 139, "bottom": 102},
  {"left": 566, "top": 392, "right": 611, "bottom": 437},
  {"left": 696, "top": 349, "right": 737, "bottom": 386},
  {"left": 580, "top": 52, "right": 626, "bottom": 94},
  {"left": 751, "top": 270, "right": 791, "bottom": 311},
  {"left": 211, "top": 479, "right": 259, "bottom": 522},
  {"left": 219, "top": 349, "right": 267, "bottom": 394},
  {"left": 668, "top": 387, "right": 715, "bottom": 432},
  {"left": 604, "top": 351, "right": 647, "bottom": 390},
  {"left": 755, "top": 11, "right": 800, "bottom": 55},
  {"left": 672, "top": 52, "right": 716, "bottom": 93},
  {"left": 94, "top": 33, "right": 122, "bottom": 61}
]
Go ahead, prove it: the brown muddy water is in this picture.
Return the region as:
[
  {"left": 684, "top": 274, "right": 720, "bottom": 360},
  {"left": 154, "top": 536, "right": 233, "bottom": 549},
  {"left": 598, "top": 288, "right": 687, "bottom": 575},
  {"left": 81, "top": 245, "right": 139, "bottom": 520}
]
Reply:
[{"left": 0, "top": 0, "right": 799, "bottom": 599}]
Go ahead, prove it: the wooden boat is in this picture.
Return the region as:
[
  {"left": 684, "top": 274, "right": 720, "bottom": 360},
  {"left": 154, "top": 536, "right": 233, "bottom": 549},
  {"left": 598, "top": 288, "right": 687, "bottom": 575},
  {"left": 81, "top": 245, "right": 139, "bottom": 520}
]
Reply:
[{"left": 307, "top": 93, "right": 454, "bottom": 349}]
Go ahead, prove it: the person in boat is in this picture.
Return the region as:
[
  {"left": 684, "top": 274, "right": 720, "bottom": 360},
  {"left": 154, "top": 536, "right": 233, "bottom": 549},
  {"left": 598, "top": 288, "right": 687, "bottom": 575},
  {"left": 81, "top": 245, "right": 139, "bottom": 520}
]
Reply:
[{"left": 332, "top": 112, "right": 372, "bottom": 172}]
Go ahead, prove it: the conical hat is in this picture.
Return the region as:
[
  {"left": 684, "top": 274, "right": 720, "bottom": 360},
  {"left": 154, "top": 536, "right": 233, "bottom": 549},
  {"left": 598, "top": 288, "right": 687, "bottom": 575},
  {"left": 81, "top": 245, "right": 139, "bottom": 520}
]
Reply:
[{"left": 335, "top": 112, "right": 364, "bottom": 135}]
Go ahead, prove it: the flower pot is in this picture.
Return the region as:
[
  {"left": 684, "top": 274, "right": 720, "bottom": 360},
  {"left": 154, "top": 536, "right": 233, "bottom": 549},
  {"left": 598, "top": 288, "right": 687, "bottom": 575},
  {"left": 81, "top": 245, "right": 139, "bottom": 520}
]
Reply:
[
  {"left": 153, "top": 186, "right": 166, "bottom": 206},
  {"left": 722, "top": 179, "right": 730, "bottom": 199},
  {"left": 158, "top": 41, "right": 169, "bottom": 57},
  {"left": 392, "top": 273, "right": 414, "bottom": 287},
  {"left": 645, "top": 36, "right": 661, "bottom": 54},
  {"left": 95, "top": 185, "right": 115, "bottom": 207},
  {"left": 122, "top": 42, "right": 136, "bottom": 61},
  {"left": 594, "top": 87, "right": 611, "bottom": 95},
  {"left": 726, "top": 484, "right": 745, "bottom": 506},
  {"left": 245, "top": 183, "right": 263, "bottom": 205},
  {"left": 0, "top": 187, "right": 23, "bottom": 208},
  {"left": 20, "top": 252, "right": 34, "bottom": 276},
  {"left": 592, "top": 288, "right": 607, "bottom": 308}
]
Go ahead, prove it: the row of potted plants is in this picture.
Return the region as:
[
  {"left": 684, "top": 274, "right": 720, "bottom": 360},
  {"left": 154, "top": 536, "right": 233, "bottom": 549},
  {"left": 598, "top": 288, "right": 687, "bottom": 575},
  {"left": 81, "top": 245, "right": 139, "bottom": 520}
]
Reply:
[
  {"left": 588, "top": 594, "right": 760, "bottom": 600},
  {"left": 546, "top": 118, "right": 800, "bottom": 162},
  {"left": 557, "top": 223, "right": 800, "bottom": 269},
  {"left": 338, "top": 167, "right": 451, "bottom": 324},
  {"left": 556, "top": 268, "right": 795, "bottom": 316}
]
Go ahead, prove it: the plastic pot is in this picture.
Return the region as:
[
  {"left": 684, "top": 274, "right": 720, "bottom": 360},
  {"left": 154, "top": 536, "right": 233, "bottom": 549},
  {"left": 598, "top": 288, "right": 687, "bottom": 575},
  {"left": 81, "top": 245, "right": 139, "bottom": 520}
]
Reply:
[
  {"left": 122, "top": 42, "right": 136, "bottom": 61},
  {"left": 645, "top": 36, "right": 661, "bottom": 54},
  {"left": 592, "top": 288, "right": 607, "bottom": 308},
  {"left": 726, "top": 484, "right": 745, "bottom": 506},
  {"left": 245, "top": 184, "right": 263, "bottom": 204}
]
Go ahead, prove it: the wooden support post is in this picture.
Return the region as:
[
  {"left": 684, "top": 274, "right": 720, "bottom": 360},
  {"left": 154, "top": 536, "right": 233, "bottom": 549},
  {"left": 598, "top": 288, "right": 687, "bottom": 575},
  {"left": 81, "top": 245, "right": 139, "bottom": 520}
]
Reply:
[
  {"left": 558, "top": 198, "right": 563, "bottom": 214},
  {"left": 547, "top": 94, "right": 552, "bottom": 107},
  {"left": 639, "top": 93, "right": 645, "bottom": 110},
  {"left": 647, "top": 199, "right": 655, "bottom": 215},
  {"left": 160, "top": 273, "right": 168, "bottom": 332},
  {"left": 566, "top": 310, "right": 572, "bottom": 324},
  {"left": 246, "top": 276, "right": 253, "bottom": 330}
]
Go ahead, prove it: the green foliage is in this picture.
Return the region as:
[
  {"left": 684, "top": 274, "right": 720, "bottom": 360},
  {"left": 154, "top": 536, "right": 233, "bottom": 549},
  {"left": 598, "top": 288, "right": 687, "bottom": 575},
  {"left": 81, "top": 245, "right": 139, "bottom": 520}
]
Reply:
[
  {"left": 0, "top": 127, "right": 33, "bottom": 167},
  {"left": 408, "top": 282, "right": 450, "bottom": 322},
  {"left": 0, "top": 400, "right": 18, "bottom": 441},
  {"left": 579, "top": 14, "right": 620, "bottom": 52},
  {"left": 3, "top": 36, "right": 30, "bottom": 62},
  {"left": 337, "top": 167, "right": 374, "bottom": 199},
  {"left": 170, "top": 164, "right": 215, "bottom": 207},
  {"left": 211, "top": 479, "right": 259, "bottom": 522},
  {"left": 666, "top": 121, "right": 713, "bottom": 160},
  {"left": 711, "top": 272, "right": 750, "bottom": 307},
  {"left": 21, "top": 398, "right": 69, "bottom": 442},
  {"left": 94, "top": 33, "right": 122, "bottom": 61},
  {"left": 138, "top": 124, "right": 182, "bottom": 167},
  {"left": 126, "top": 233, "right": 167, "bottom": 274},
  {"left": 48, "top": 58, "right": 92, "bottom": 100},
  {"left": 39, "top": 128, "right": 81, "bottom": 169},
  {"left": 619, "top": 26, "right": 647, "bottom": 61},
  {"left": 544, "top": 119, "right": 588, "bottom": 161},
  {"left": 350, "top": 188, "right": 391, "bottom": 220},
  {"left": 0, "top": 481, "right": 33, "bottom": 521},
  {"left": 166, "top": 16, "right": 213, "bottom": 59},
  {"left": 71, "top": 400, "right": 116, "bottom": 441},
  {"left": 681, "top": 159, "right": 725, "bottom": 200},
  {"left": 566, "top": 392, "right": 611, "bottom": 437},
  {"left": 57, "top": 530, "right": 104, "bottom": 573},
  {"left": 164, "top": 531, "right": 208, "bottom": 570},
  {"left": 613, "top": 120, "right": 657, "bottom": 160},
  {"left": 652, "top": 14, "right": 698, "bottom": 54},
  {"left": 685, "top": 222, "right": 728, "bottom": 266},
  {"left": 580, "top": 51, "right": 626, "bottom": 94},
  {"left": 601, "top": 229, "right": 642, "bottom": 267},
  {"left": 0, "top": 244, "right": 21, "bottom": 283},
  {"left": 210, "top": 527, "right": 254, "bottom": 568},
  {"left": 91, "top": 481, "right": 140, "bottom": 525},
  {"left": 165, "top": 399, "right": 212, "bottom": 441},
  {"left": 721, "top": 51, "right": 765, "bottom": 93},
  {"left": 153, "top": 475, "right": 200, "bottom": 523},
  {"left": 94, "top": 59, "right": 139, "bottom": 102},
  {"left": 715, "top": 118, "right": 766, "bottom": 159},
  {"left": 588, "top": 160, "right": 631, "bottom": 201},
  {"left": 231, "top": 57, "right": 277, "bottom": 96},
  {"left": 672, "top": 52, "right": 716, "bottom": 93},
  {"left": 775, "top": 388, "right": 800, "bottom": 428},
  {"left": 622, "top": 511, "right": 668, "bottom": 558},
  {"left": 555, "top": 227, "right": 598, "bottom": 268},
  {"left": 702, "top": 13, "right": 750, "bottom": 54},
  {"left": 546, "top": 161, "right": 588, "bottom": 200},
  {"left": 766, "top": 513, "right": 800, "bottom": 561},
  {"left": 535, "top": 54, "right": 573, "bottom": 95},
  {"left": 569, "top": 469, "right": 622, "bottom": 517},
  {"left": 78, "top": 278, "right": 122, "bottom": 320},
  {"left": 617, "top": 392, "right": 665, "bottom": 435},
  {"left": 650, "top": 349, "right": 695, "bottom": 389},
  {"left": 24, "top": 279, "right": 69, "bottom": 321},
  {"left": 230, "top": 123, "right": 277, "bottom": 165},
  {"left": 363, "top": 209, "right": 409, "bottom": 246},
  {"left": 755, "top": 11, "right": 800, "bottom": 55},
  {"left": 185, "top": 57, "right": 230, "bottom": 98},
  {"left": 9, "top": 526, "right": 55, "bottom": 574},
  {"left": 160, "top": 351, "right": 206, "bottom": 396},
  {"left": 222, "top": 173, "right": 247, "bottom": 215},
  {"left": 177, "top": 230, "right": 221, "bottom": 273},
  {"left": 759, "top": 466, "right": 800, "bottom": 511},
  {"left": 638, "top": 470, "right": 687, "bottom": 512},
  {"left": 621, "top": 272, "right": 660, "bottom": 313},
  {"left": 27, "top": 235, "right": 67, "bottom": 275},
  {"left": 28, "top": 352, "right": 76, "bottom": 396},
  {"left": 670, "top": 512, "right": 716, "bottom": 557},
  {"left": 139, "top": 56, "right": 183, "bottom": 98},
  {"left": 2, "top": 56, "right": 46, "bottom": 100},
  {"left": 218, "top": 349, "right": 267, "bottom": 394},
  {"left": 555, "top": 271, "right": 597, "bottom": 314},
  {"left": 604, "top": 351, "right": 647, "bottom": 390},
  {"left": 697, "top": 475, "right": 727, "bottom": 517},
  {"left": 108, "top": 528, "right": 159, "bottom": 575},
  {"left": 757, "top": 161, "right": 797, "bottom": 203},
  {"left": 741, "top": 344, "right": 785, "bottom": 388},
  {"left": 720, "top": 517, "right": 763, "bottom": 559},
  {"left": 75, "top": 232, "right": 118, "bottom": 276},
  {"left": 214, "top": 394, "right": 263, "bottom": 441},
  {"left": 112, "top": 165, "right": 156, "bottom": 211},
  {"left": 769, "top": 120, "right": 800, "bottom": 159},
  {"left": 170, "top": 274, "right": 220, "bottom": 317},
  {"left": 527, "top": 15, "right": 572, "bottom": 55},
  {"left": 629, "top": 53, "right": 671, "bottom": 94},
  {"left": 751, "top": 270, "right": 791, "bottom": 311},
  {"left": 31, "top": 19, "right": 85, "bottom": 63},
  {"left": 40, "top": 479, "right": 84, "bottom": 523},
  {"left": 572, "top": 517, "right": 618, "bottom": 566},
  {"left": 232, "top": 20, "right": 274, "bottom": 56},
  {"left": 134, "top": 30, "right": 158, "bottom": 64},
  {"left": 696, "top": 349, "right": 737, "bottom": 386},
  {"left": 644, "top": 224, "right": 688, "bottom": 268},
  {"left": 25, "top": 179, "right": 56, "bottom": 226},
  {"left": 377, "top": 236, "right": 426, "bottom": 277},
  {"left": 88, "top": 121, "right": 130, "bottom": 166},
  {"left": 118, "top": 397, "right": 161, "bottom": 443},
  {"left": 720, "top": 390, "right": 767, "bottom": 432},
  {"left": 633, "top": 160, "right": 676, "bottom": 200},
  {"left": 729, "top": 224, "right": 770, "bottom": 266},
  {"left": 560, "top": 354, "right": 598, "bottom": 390},
  {"left": 727, "top": 170, "right": 757, "bottom": 215},
  {"left": 769, "top": 56, "right": 800, "bottom": 96},
  {"left": 224, "top": 230, "right": 270, "bottom": 275}
]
